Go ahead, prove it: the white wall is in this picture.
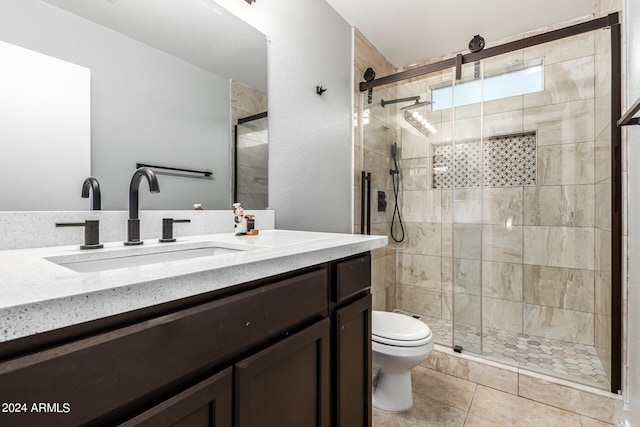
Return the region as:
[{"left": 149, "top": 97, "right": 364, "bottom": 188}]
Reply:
[
  {"left": 216, "top": 0, "right": 354, "bottom": 233},
  {"left": 0, "top": 40, "right": 90, "bottom": 210},
  {"left": 0, "top": 0, "right": 231, "bottom": 211},
  {"left": 626, "top": 0, "right": 640, "bottom": 423}
]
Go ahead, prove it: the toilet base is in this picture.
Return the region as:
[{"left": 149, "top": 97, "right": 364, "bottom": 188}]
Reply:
[{"left": 372, "top": 369, "right": 413, "bottom": 412}]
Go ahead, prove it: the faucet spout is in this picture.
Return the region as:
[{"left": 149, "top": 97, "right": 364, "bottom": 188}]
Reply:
[
  {"left": 125, "top": 167, "right": 160, "bottom": 245},
  {"left": 81, "top": 177, "right": 101, "bottom": 210}
]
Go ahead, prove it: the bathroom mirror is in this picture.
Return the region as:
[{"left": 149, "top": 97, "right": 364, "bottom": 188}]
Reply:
[{"left": 0, "top": 0, "right": 267, "bottom": 211}]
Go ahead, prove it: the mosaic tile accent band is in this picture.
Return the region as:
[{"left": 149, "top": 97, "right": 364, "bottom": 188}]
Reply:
[{"left": 433, "top": 131, "right": 537, "bottom": 188}]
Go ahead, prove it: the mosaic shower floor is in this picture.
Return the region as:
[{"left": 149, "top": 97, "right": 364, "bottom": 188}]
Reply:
[{"left": 394, "top": 310, "right": 610, "bottom": 390}]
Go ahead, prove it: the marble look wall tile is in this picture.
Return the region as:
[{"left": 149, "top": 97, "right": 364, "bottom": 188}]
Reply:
[
  {"left": 523, "top": 305, "right": 594, "bottom": 345},
  {"left": 442, "top": 282, "right": 452, "bottom": 321},
  {"left": 354, "top": 29, "right": 394, "bottom": 79},
  {"left": 523, "top": 226, "right": 594, "bottom": 270},
  {"left": 441, "top": 189, "right": 453, "bottom": 223},
  {"left": 483, "top": 94, "right": 524, "bottom": 116},
  {"left": 363, "top": 113, "right": 393, "bottom": 158},
  {"left": 441, "top": 223, "right": 452, "bottom": 257},
  {"left": 523, "top": 32, "right": 594, "bottom": 65},
  {"left": 594, "top": 95, "right": 611, "bottom": 142},
  {"left": 371, "top": 254, "right": 396, "bottom": 294},
  {"left": 231, "top": 81, "right": 267, "bottom": 116},
  {"left": 237, "top": 164, "right": 267, "bottom": 193},
  {"left": 524, "top": 100, "right": 594, "bottom": 147},
  {"left": 483, "top": 110, "right": 524, "bottom": 137},
  {"left": 453, "top": 116, "right": 482, "bottom": 141},
  {"left": 399, "top": 158, "right": 431, "bottom": 191},
  {"left": 594, "top": 179, "right": 611, "bottom": 230},
  {"left": 402, "top": 189, "right": 442, "bottom": 223},
  {"left": 594, "top": 228, "right": 611, "bottom": 285},
  {"left": 452, "top": 224, "right": 482, "bottom": 260},
  {"left": 423, "top": 349, "right": 519, "bottom": 395},
  {"left": 397, "top": 253, "right": 442, "bottom": 290},
  {"left": 483, "top": 187, "right": 524, "bottom": 226},
  {"left": 452, "top": 292, "right": 481, "bottom": 326},
  {"left": 453, "top": 258, "right": 481, "bottom": 295},
  {"left": 401, "top": 126, "right": 430, "bottom": 159},
  {"left": 452, "top": 188, "right": 483, "bottom": 224},
  {"left": 518, "top": 371, "right": 623, "bottom": 424},
  {"left": 371, "top": 290, "right": 386, "bottom": 311},
  {"left": 469, "top": 385, "right": 582, "bottom": 427},
  {"left": 524, "top": 56, "right": 595, "bottom": 109},
  {"left": 442, "top": 257, "right": 453, "bottom": 285},
  {"left": 360, "top": 86, "right": 395, "bottom": 127},
  {"left": 482, "top": 261, "right": 523, "bottom": 301},
  {"left": 594, "top": 273, "right": 611, "bottom": 316},
  {"left": 482, "top": 224, "right": 523, "bottom": 263},
  {"left": 594, "top": 132, "right": 611, "bottom": 183},
  {"left": 452, "top": 102, "right": 481, "bottom": 120},
  {"left": 524, "top": 265, "right": 594, "bottom": 312},
  {"left": 403, "top": 222, "right": 442, "bottom": 256},
  {"left": 524, "top": 185, "right": 595, "bottom": 227},
  {"left": 396, "top": 284, "right": 441, "bottom": 318},
  {"left": 482, "top": 297, "right": 523, "bottom": 333},
  {"left": 482, "top": 50, "right": 525, "bottom": 76},
  {"left": 537, "top": 142, "right": 595, "bottom": 186},
  {"left": 411, "top": 366, "right": 477, "bottom": 411}
]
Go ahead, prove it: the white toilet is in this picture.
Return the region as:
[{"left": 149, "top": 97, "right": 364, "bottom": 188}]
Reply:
[{"left": 372, "top": 310, "right": 433, "bottom": 412}]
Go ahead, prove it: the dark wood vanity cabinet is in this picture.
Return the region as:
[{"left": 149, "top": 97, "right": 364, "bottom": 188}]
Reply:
[{"left": 0, "top": 253, "right": 372, "bottom": 427}]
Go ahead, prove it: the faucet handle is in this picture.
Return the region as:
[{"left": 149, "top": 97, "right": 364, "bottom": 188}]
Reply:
[
  {"left": 56, "top": 220, "right": 103, "bottom": 249},
  {"left": 160, "top": 218, "right": 191, "bottom": 243}
]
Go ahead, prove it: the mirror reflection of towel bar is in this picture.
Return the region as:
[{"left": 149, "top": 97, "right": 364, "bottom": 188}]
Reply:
[{"left": 136, "top": 163, "right": 212, "bottom": 178}]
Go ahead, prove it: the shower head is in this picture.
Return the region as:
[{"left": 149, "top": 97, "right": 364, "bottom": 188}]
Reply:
[{"left": 400, "top": 100, "right": 434, "bottom": 111}]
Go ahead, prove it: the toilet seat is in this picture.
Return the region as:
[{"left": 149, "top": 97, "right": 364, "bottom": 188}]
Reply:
[{"left": 372, "top": 311, "right": 432, "bottom": 347}]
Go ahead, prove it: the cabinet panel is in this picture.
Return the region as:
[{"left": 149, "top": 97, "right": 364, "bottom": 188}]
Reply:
[
  {"left": 0, "top": 268, "right": 327, "bottom": 427},
  {"left": 334, "top": 254, "right": 371, "bottom": 304},
  {"left": 120, "top": 367, "right": 232, "bottom": 427},
  {"left": 235, "top": 318, "right": 330, "bottom": 427},
  {"left": 334, "top": 294, "right": 372, "bottom": 427}
]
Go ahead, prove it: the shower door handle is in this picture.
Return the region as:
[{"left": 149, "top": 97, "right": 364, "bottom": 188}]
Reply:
[{"left": 360, "top": 171, "right": 371, "bottom": 235}]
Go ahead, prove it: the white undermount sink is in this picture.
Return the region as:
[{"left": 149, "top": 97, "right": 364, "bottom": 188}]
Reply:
[{"left": 46, "top": 241, "right": 260, "bottom": 273}]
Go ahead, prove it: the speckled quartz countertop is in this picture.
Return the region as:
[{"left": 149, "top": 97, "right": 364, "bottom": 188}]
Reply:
[{"left": 0, "top": 230, "right": 386, "bottom": 343}]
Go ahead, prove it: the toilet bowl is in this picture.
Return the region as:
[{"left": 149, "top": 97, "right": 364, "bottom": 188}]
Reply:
[{"left": 372, "top": 311, "right": 433, "bottom": 412}]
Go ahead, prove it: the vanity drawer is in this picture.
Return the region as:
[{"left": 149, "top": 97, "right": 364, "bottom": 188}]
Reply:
[
  {"left": 334, "top": 253, "right": 371, "bottom": 304},
  {"left": 0, "top": 267, "right": 328, "bottom": 427}
]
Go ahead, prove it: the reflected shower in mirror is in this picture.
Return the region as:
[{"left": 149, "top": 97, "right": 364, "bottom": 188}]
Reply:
[{"left": 0, "top": 0, "right": 267, "bottom": 211}]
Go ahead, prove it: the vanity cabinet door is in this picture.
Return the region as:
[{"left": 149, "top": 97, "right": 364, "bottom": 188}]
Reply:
[
  {"left": 119, "top": 367, "right": 232, "bottom": 427},
  {"left": 334, "top": 293, "right": 372, "bottom": 427},
  {"left": 234, "top": 318, "right": 330, "bottom": 427}
]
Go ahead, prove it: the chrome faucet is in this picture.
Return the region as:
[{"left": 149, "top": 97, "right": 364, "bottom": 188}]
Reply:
[
  {"left": 125, "top": 167, "right": 160, "bottom": 245},
  {"left": 81, "top": 177, "right": 101, "bottom": 210}
]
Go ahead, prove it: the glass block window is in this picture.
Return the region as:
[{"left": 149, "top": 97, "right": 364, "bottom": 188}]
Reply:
[{"left": 433, "top": 131, "right": 537, "bottom": 188}]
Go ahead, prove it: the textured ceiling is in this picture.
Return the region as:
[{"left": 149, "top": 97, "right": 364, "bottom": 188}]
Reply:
[{"left": 326, "top": 0, "right": 597, "bottom": 68}]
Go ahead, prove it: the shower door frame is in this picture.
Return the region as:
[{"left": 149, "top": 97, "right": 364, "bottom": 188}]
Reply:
[{"left": 359, "top": 13, "right": 623, "bottom": 394}]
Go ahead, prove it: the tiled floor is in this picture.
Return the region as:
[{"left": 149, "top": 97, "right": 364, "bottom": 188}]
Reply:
[
  {"left": 372, "top": 365, "right": 617, "bottom": 427},
  {"left": 394, "top": 310, "right": 609, "bottom": 390}
]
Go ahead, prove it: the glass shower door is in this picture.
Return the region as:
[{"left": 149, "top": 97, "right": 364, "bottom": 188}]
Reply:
[{"left": 450, "top": 61, "right": 484, "bottom": 354}]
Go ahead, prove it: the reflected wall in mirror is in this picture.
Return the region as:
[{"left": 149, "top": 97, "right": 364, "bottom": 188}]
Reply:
[
  {"left": 0, "top": 0, "right": 267, "bottom": 211},
  {"left": 232, "top": 81, "right": 268, "bottom": 210}
]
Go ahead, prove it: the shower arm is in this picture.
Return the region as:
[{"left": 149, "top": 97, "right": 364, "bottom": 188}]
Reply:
[{"left": 380, "top": 96, "right": 420, "bottom": 108}]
